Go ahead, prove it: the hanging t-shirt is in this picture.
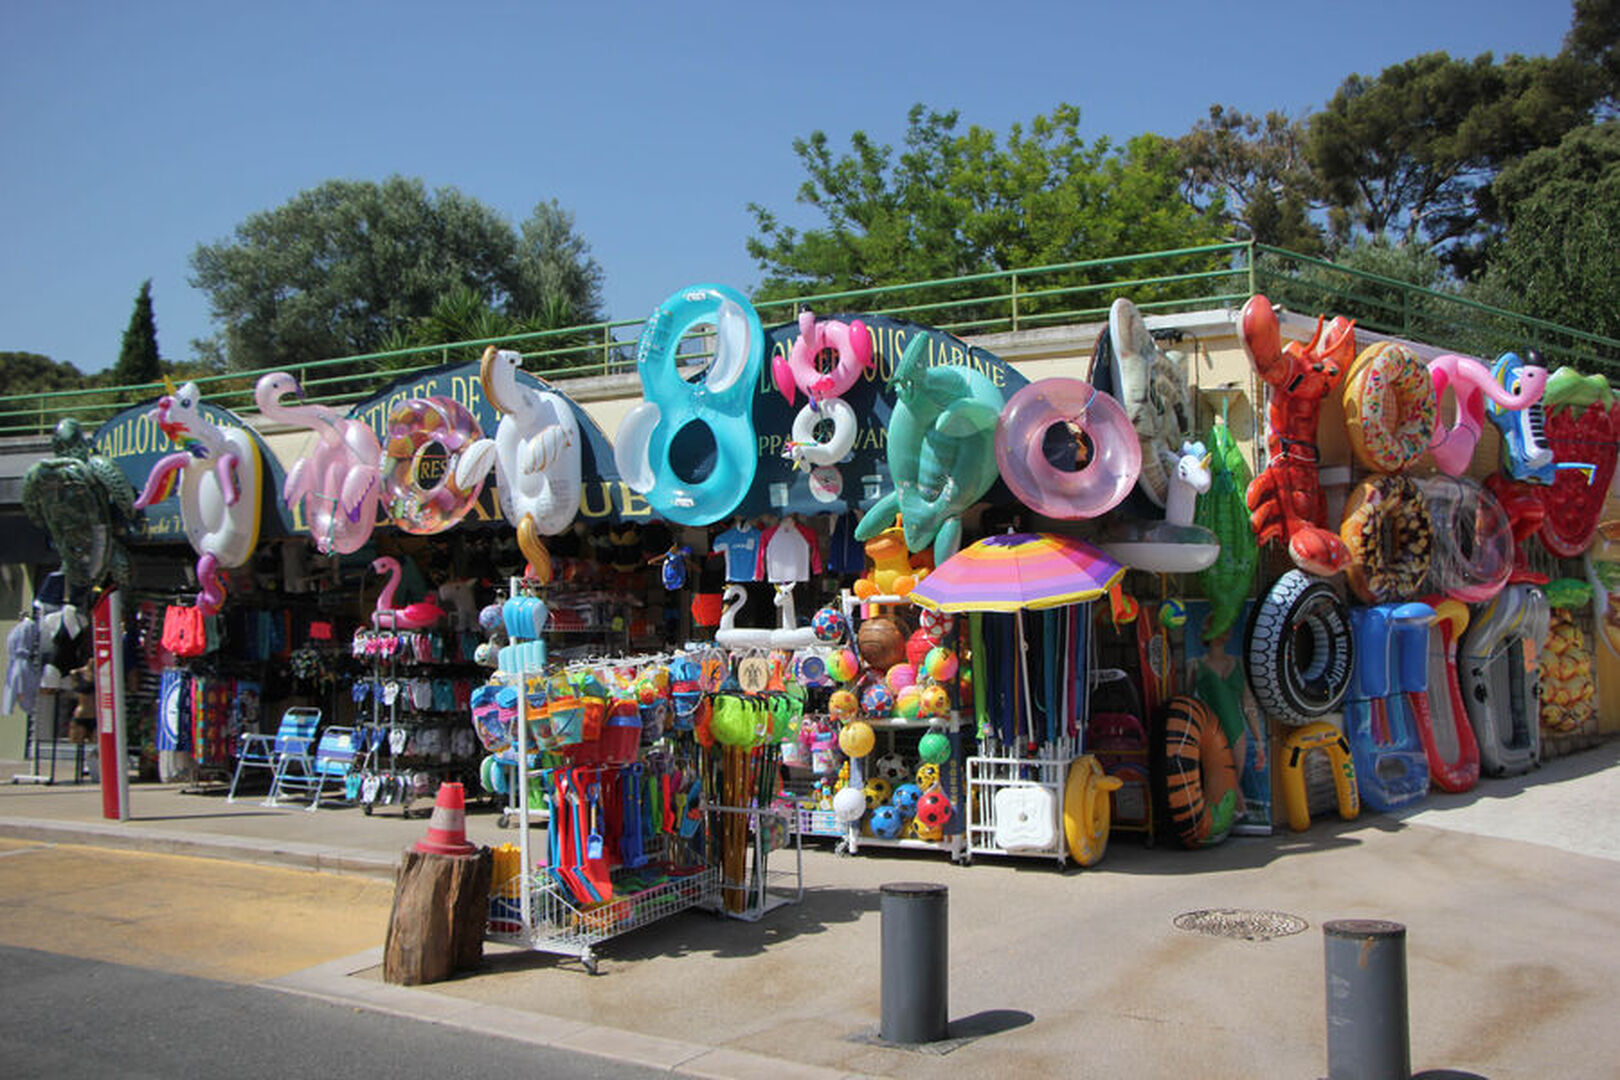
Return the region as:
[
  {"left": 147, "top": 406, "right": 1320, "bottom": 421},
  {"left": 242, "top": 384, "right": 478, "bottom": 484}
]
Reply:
[
  {"left": 756, "top": 518, "right": 824, "bottom": 584},
  {"left": 825, "top": 511, "right": 867, "bottom": 576},
  {"left": 712, "top": 524, "right": 762, "bottom": 582}
]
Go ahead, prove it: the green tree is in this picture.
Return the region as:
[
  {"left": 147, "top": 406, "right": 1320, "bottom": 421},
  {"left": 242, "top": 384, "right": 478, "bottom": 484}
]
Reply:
[
  {"left": 190, "top": 177, "right": 605, "bottom": 371},
  {"left": 1175, "top": 105, "right": 1329, "bottom": 254},
  {"left": 0, "top": 352, "right": 88, "bottom": 396},
  {"left": 1566, "top": 0, "right": 1620, "bottom": 113},
  {"left": 1475, "top": 122, "right": 1620, "bottom": 340},
  {"left": 1307, "top": 50, "right": 1600, "bottom": 276},
  {"left": 747, "top": 104, "right": 1228, "bottom": 319},
  {"left": 112, "top": 279, "right": 163, "bottom": 386}
]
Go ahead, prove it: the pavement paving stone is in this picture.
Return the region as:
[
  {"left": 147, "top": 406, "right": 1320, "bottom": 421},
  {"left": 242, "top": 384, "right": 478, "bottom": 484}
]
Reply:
[{"left": 4, "top": 743, "right": 1619, "bottom": 1078}]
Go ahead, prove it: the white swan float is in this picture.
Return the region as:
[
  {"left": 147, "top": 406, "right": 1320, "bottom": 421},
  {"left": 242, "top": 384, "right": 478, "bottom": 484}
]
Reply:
[
  {"left": 1100, "top": 441, "right": 1220, "bottom": 573},
  {"left": 133, "top": 380, "right": 263, "bottom": 615},
  {"left": 461, "top": 347, "right": 580, "bottom": 582},
  {"left": 714, "top": 583, "right": 821, "bottom": 651},
  {"left": 254, "top": 372, "right": 381, "bottom": 555}
]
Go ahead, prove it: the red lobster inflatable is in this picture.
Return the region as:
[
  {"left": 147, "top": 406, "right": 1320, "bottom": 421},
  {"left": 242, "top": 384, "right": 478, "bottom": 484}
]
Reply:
[{"left": 1241, "top": 295, "right": 1355, "bottom": 576}]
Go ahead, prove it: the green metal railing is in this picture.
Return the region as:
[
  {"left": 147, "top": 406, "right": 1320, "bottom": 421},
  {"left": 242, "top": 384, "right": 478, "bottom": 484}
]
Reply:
[{"left": 3, "top": 241, "right": 1616, "bottom": 439}]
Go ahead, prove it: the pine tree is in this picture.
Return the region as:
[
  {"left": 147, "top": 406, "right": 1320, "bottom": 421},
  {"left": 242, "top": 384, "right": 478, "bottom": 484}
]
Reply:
[{"left": 113, "top": 279, "right": 162, "bottom": 385}]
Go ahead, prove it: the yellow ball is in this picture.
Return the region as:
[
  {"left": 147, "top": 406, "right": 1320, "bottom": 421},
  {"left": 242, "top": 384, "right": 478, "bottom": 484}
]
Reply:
[{"left": 838, "top": 720, "right": 876, "bottom": 758}]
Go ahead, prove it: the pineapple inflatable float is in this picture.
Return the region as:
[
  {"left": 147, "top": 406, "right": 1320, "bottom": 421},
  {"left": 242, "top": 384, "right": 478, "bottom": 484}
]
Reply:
[{"left": 1540, "top": 579, "right": 1596, "bottom": 735}]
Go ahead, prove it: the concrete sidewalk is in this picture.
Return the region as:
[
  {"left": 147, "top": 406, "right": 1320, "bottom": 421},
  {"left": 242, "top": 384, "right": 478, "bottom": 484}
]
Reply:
[{"left": 5, "top": 743, "right": 1620, "bottom": 1079}]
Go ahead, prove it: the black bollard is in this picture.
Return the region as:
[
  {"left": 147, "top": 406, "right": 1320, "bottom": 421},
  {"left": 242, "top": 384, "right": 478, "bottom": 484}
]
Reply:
[
  {"left": 880, "top": 882, "right": 948, "bottom": 1044},
  {"left": 1324, "top": 918, "right": 1410, "bottom": 1080}
]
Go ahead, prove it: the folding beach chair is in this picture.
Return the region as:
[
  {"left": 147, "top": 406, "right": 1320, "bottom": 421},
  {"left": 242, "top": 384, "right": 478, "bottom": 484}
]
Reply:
[
  {"left": 270, "top": 723, "right": 359, "bottom": 810},
  {"left": 229, "top": 706, "right": 320, "bottom": 804}
]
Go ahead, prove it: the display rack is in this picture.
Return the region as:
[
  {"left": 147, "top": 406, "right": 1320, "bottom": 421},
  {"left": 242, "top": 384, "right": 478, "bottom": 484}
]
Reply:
[
  {"left": 841, "top": 719, "right": 970, "bottom": 863},
  {"left": 707, "top": 802, "right": 803, "bottom": 921},
  {"left": 965, "top": 752, "right": 1070, "bottom": 866}
]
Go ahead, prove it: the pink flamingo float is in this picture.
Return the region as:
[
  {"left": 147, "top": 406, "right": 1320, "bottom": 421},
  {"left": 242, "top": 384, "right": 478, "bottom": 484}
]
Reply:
[
  {"left": 134, "top": 380, "right": 263, "bottom": 616},
  {"left": 1427, "top": 354, "right": 1548, "bottom": 476},
  {"left": 254, "top": 372, "right": 382, "bottom": 554},
  {"left": 370, "top": 556, "right": 445, "bottom": 630}
]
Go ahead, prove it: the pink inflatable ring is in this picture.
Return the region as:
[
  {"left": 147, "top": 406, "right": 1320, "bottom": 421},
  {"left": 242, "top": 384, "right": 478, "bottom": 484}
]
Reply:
[
  {"left": 381, "top": 396, "right": 487, "bottom": 534},
  {"left": 771, "top": 311, "right": 873, "bottom": 405},
  {"left": 995, "top": 377, "right": 1141, "bottom": 519}
]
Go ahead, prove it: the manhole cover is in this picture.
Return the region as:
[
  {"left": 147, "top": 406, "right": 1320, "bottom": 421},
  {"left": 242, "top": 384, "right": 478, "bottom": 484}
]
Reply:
[{"left": 1173, "top": 909, "right": 1308, "bottom": 941}]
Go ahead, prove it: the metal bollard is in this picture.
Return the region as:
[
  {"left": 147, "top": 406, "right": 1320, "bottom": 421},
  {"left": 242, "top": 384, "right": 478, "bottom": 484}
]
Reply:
[
  {"left": 1324, "top": 918, "right": 1410, "bottom": 1080},
  {"left": 880, "top": 881, "right": 948, "bottom": 1044}
]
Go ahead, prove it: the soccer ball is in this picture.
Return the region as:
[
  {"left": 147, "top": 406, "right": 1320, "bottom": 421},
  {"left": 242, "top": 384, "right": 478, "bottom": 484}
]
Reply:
[
  {"left": 863, "top": 778, "right": 894, "bottom": 810},
  {"left": 892, "top": 783, "right": 922, "bottom": 817},
  {"left": 873, "top": 752, "right": 909, "bottom": 783},
  {"left": 915, "top": 762, "right": 940, "bottom": 790},
  {"left": 868, "top": 804, "right": 904, "bottom": 839},
  {"left": 915, "top": 788, "right": 953, "bottom": 830}
]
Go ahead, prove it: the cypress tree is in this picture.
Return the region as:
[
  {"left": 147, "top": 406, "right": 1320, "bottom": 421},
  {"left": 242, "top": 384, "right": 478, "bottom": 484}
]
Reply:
[{"left": 114, "top": 279, "right": 162, "bottom": 385}]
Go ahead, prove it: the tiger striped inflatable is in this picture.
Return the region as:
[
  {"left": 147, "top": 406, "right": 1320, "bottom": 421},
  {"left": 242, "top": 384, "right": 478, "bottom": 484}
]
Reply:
[{"left": 1159, "top": 696, "right": 1240, "bottom": 848}]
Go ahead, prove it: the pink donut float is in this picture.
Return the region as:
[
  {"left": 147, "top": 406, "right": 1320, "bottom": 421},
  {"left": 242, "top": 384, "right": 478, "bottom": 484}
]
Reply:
[
  {"left": 995, "top": 377, "right": 1141, "bottom": 519},
  {"left": 381, "top": 396, "right": 487, "bottom": 534},
  {"left": 771, "top": 311, "right": 873, "bottom": 405}
]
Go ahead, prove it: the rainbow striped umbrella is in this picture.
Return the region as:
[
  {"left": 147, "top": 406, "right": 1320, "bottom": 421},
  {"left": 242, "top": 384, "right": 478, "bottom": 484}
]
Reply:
[{"left": 910, "top": 532, "right": 1126, "bottom": 613}]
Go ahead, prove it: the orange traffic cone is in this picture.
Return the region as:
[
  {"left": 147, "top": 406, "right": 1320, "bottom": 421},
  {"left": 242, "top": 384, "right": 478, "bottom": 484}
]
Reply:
[{"left": 414, "top": 781, "right": 478, "bottom": 856}]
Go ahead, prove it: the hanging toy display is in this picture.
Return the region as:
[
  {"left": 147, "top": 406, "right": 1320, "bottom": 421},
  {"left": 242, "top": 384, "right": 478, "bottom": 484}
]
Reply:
[
  {"left": 132, "top": 380, "right": 264, "bottom": 616},
  {"left": 254, "top": 372, "right": 382, "bottom": 556},
  {"left": 773, "top": 310, "right": 873, "bottom": 470},
  {"left": 1190, "top": 412, "right": 1258, "bottom": 645},
  {"left": 1342, "top": 341, "right": 1436, "bottom": 474},
  {"left": 854, "top": 333, "right": 1004, "bottom": 565},
  {"left": 1240, "top": 295, "right": 1355, "bottom": 576},
  {"left": 1427, "top": 353, "right": 1547, "bottom": 477},
  {"left": 1100, "top": 440, "right": 1221, "bottom": 573},
  {"left": 1537, "top": 367, "right": 1620, "bottom": 558}
]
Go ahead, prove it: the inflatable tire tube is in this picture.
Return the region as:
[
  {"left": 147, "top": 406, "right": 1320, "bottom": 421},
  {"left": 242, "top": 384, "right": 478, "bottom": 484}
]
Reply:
[
  {"left": 1064, "top": 754, "right": 1123, "bottom": 866},
  {"left": 1246, "top": 570, "right": 1356, "bottom": 725},
  {"left": 1159, "top": 696, "right": 1239, "bottom": 849},
  {"left": 1277, "top": 721, "right": 1358, "bottom": 831}
]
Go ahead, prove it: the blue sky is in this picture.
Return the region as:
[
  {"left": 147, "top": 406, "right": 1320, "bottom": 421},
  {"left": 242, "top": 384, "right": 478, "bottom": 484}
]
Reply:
[{"left": 1, "top": 0, "right": 1574, "bottom": 375}]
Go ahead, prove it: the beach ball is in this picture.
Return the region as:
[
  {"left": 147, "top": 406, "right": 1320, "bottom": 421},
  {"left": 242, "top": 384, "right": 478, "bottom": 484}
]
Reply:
[
  {"left": 478, "top": 603, "right": 504, "bottom": 632},
  {"left": 869, "top": 804, "right": 904, "bottom": 839},
  {"left": 892, "top": 783, "right": 922, "bottom": 817},
  {"left": 923, "top": 646, "right": 958, "bottom": 682},
  {"left": 832, "top": 785, "right": 867, "bottom": 823},
  {"left": 886, "top": 663, "right": 918, "bottom": 694},
  {"left": 826, "top": 647, "right": 860, "bottom": 684},
  {"left": 915, "top": 789, "right": 953, "bottom": 830},
  {"left": 828, "top": 688, "right": 859, "bottom": 722},
  {"left": 906, "top": 629, "right": 934, "bottom": 668},
  {"left": 860, "top": 682, "right": 894, "bottom": 718},
  {"left": 1159, "top": 598, "right": 1188, "bottom": 630},
  {"left": 893, "top": 685, "right": 923, "bottom": 721},
  {"left": 863, "top": 778, "right": 893, "bottom": 809},
  {"left": 917, "top": 730, "right": 951, "bottom": 764},
  {"left": 918, "top": 608, "right": 951, "bottom": 642},
  {"left": 873, "top": 752, "right": 909, "bottom": 783},
  {"left": 838, "top": 719, "right": 876, "bottom": 758},
  {"left": 919, "top": 684, "right": 951, "bottom": 719},
  {"left": 915, "top": 762, "right": 940, "bottom": 790},
  {"left": 812, "top": 606, "right": 848, "bottom": 643}
]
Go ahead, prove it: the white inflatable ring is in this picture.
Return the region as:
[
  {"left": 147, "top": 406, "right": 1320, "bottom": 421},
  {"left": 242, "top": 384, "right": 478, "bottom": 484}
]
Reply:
[
  {"left": 995, "top": 377, "right": 1141, "bottom": 519},
  {"left": 787, "top": 397, "right": 858, "bottom": 467}
]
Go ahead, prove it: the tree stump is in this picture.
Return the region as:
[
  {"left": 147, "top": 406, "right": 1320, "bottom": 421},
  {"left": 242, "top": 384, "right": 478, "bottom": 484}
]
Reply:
[{"left": 384, "top": 847, "right": 492, "bottom": 985}]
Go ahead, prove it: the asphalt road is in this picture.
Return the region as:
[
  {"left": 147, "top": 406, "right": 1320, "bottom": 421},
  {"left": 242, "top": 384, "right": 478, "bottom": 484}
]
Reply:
[{"left": 0, "top": 944, "right": 666, "bottom": 1080}]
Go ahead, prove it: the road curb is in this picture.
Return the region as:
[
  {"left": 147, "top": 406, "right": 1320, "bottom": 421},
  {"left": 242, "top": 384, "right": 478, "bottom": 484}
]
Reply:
[
  {"left": 263, "top": 949, "right": 868, "bottom": 1080},
  {"left": 0, "top": 817, "right": 399, "bottom": 878}
]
